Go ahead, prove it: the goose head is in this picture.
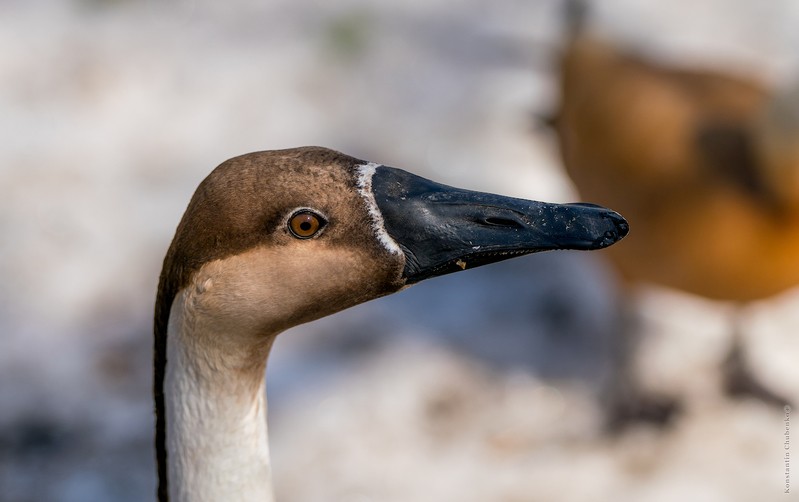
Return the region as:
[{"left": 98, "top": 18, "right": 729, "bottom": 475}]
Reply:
[{"left": 157, "top": 146, "right": 628, "bottom": 350}]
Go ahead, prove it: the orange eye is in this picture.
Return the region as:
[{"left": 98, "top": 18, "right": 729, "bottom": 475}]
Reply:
[{"left": 288, "top": 210, "right": 325, "bottom": 239}]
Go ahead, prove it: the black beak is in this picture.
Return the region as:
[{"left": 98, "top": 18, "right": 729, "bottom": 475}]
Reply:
[{"left": 371, "top": 165, "right": 629, "bottom": 284}]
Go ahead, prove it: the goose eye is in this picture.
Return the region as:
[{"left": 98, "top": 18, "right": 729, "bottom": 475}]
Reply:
[{"left": 288, "top": 210, "right": 325, "bottom": 239}]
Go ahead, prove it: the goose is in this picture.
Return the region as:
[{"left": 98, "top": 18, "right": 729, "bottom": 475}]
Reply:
[
  {"left": 550, "top": 0, "right": 798, "bottom": 429},
  {"left": 154, "top": 146, "right": 628, "bottom": 501}
]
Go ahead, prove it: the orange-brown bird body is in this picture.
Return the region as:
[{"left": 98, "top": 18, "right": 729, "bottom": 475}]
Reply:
[{"left": 556, "top": 36, "right": 799, "bottom": 302}]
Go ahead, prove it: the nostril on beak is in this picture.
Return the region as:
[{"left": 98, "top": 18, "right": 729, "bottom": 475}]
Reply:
[{"left": 483, "top": 216, "right": 524, "bottom": 229}]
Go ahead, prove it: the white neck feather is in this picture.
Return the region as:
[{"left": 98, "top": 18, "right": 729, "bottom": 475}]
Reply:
[{"left": 165, "top": 291, "right": 275, "bottom": 502}]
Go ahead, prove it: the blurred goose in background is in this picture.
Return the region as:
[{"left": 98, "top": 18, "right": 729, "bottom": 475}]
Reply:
[
  {"left": 549, "top": 0, "right": 799, "bottom": 430},
  {"left": 154, "top": 146, "right": 628, "bottom": 501}
]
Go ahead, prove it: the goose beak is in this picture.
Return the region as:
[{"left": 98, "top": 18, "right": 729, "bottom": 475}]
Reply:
[{"left": 371, "top": 165, "right": 629, "bottom": 284}]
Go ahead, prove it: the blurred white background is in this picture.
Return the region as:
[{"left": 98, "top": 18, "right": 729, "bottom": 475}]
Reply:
[{"left": 1, "top": 0, "right": 798, "bottom": 500}]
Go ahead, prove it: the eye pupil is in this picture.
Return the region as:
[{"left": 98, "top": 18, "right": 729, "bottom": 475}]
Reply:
[{"left": 288, "top": 210, "right": 325, "bottom": 239}]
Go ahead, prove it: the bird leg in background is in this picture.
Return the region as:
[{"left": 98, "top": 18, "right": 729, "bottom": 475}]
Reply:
[
  {"left": 722, "top": 312, "right": 792, "bottom": 408},
  {"left": 602, "top": 300, "right": 681, "bottom": 433}
]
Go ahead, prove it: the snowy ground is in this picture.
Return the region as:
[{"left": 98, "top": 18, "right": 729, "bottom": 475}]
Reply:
[{"left": 1, "top": 0, "right": 798, "bottom": 501}]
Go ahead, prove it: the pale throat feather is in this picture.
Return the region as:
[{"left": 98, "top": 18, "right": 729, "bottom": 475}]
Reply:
[{"left": 165, "top": 288, "right": 275, "bottom": 502}]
